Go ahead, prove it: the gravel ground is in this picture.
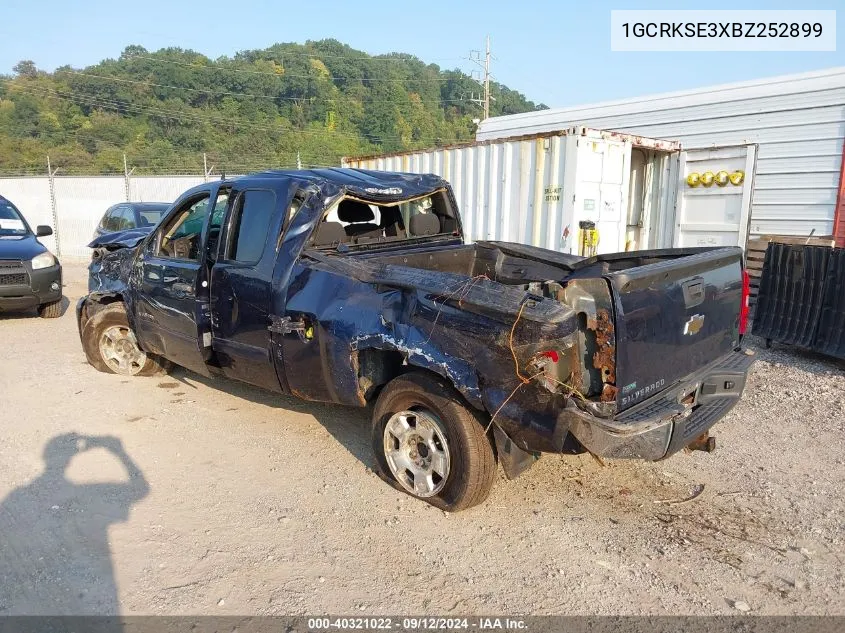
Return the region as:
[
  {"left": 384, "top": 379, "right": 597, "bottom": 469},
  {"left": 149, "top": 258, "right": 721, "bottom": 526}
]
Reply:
[{"left": 0, "top": 263, "right": 843, "bottom": 616}]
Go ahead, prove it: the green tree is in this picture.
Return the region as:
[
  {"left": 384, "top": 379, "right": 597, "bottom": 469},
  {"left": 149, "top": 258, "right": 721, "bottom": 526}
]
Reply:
[{"left": 0, "top": 39, "right": 544, "bottom": 174}]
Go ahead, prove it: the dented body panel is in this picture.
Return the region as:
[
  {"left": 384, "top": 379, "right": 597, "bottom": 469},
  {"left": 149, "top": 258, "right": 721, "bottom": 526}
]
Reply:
[{"left": 77, "top": 169, "right": 753, "bottom": 473}]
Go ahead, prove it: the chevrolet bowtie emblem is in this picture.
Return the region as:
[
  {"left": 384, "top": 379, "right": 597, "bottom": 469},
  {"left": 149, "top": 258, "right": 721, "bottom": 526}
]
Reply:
[{"left": 684, "top": 314, "right": 705, "bottom": 336}]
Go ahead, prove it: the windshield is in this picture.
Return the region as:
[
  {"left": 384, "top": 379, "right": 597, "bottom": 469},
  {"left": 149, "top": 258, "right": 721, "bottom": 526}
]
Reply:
[
  {"left": 0, "top": 199, "right": 29, "bottom": 237},
  {"left": 311, "top": 189, "right": 458, "bottom": 249}
]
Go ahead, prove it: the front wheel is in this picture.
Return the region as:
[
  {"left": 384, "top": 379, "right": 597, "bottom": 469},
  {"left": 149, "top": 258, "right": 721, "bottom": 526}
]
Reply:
[
  {"left": 372, "top": 372, "right": 497, "bottom": 511},
  {"left": 81, "top": 303, "right": 170, "bottom": 376},
  {"left": 38, "top": 298, "right": 63, "bottom": 318}
]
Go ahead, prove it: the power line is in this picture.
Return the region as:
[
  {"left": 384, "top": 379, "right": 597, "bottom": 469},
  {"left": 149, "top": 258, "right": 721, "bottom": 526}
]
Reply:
[
  {"left": 239, "top": 48, "right": 465, "bottom": 64},
  {"left": 0, "top": 141, "right": 344, "bottom": 176},
  {"left": 55, "top": 70, "right": 472, "bottom": 107},
  {"left": 5, "top": 82, "right": 470, "bottom": 152},
  {"left": 61, "top": 70, "right": 305, "bottom": 102},
  {"left": 123, "top": 54, "right": 465, "bottom": 82},
  {"left": 9, "top": 82, "right": 458, "bottom": 144}
]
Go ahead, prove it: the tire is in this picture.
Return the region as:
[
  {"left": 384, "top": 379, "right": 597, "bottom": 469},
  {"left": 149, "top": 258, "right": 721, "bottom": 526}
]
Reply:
[
  {"left": 81, "top": 303, "right": 170, "bottom": 377},
  {"left": 372, "top": 371, "right": 497, "bottom": 512},
  {"left": 38, "top": 298, "right": 63, "bottom": 318}
]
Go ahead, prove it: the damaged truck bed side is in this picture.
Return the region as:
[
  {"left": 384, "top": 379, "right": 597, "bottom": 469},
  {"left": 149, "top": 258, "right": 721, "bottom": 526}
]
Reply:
[{"left": 77, "top": 168, "right": 754, "bottom": 511}]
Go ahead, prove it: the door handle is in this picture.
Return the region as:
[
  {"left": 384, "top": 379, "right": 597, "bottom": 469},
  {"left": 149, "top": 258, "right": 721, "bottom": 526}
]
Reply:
[
  {"left": 682, "top": 278, "right": 705, "bottom": 308},
  {"left": 268, "top": 315, "right": 311, "bottom": 338}
]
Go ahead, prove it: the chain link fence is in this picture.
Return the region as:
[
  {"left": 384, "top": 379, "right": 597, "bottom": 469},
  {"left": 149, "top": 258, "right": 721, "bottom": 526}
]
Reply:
[{"left": 1, "top": 172, "right": 219, "bottom": 261}]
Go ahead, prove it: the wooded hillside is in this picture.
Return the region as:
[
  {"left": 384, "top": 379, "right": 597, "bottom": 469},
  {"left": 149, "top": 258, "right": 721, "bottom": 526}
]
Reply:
[{"left": 0, "top": 39, "right": 545, "bottom": 175}]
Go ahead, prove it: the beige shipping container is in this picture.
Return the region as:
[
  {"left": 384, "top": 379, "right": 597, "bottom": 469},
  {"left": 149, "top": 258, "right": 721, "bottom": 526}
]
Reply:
[{"left": 344, "top": 127, "right": 757, "bottom": 255}]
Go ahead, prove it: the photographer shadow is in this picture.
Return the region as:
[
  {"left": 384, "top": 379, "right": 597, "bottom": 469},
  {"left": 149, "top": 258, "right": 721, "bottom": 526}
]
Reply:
[{"left": 0, "top": 433, "right": 148, "bottom": 619}]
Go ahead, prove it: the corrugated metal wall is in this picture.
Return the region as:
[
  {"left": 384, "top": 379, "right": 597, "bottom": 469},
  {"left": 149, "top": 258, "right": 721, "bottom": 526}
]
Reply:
[
  {"left": 346, "top": 135, "right": 572, "bottom": 250},
  {"left": 476, "top": 67, "right": 845, "bottom": 239},
  {"left": 0, "top": 175, "right": 206, "bottom": 260}
]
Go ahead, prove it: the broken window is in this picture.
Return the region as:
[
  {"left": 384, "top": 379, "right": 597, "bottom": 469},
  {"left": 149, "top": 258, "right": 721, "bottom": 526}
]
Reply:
[
  {"left": 311, "top": 189, "right": 456, "bottom": 248},
  {"left": 157, "top": 195, "right": 211, "bottom": 260}
]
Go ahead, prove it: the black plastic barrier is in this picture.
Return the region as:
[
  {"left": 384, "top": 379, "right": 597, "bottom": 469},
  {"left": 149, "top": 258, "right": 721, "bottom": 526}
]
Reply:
[{"left": 752, "top": 242, "right": 845, "bottom": 360}]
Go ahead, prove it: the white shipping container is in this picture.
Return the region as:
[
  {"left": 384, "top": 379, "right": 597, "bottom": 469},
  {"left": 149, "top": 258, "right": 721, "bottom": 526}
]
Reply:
[
  {"left": 475, "top": 67, "right": 845, "bottom": 240},
  {"left": 343, "top": 127, "right": 757, "bottom": 255}
]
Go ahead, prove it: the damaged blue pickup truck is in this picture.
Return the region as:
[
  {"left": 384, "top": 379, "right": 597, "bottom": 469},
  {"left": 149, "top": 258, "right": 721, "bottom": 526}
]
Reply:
[{"left": 77, "top": 169, "right": 753, "bottom": 511}]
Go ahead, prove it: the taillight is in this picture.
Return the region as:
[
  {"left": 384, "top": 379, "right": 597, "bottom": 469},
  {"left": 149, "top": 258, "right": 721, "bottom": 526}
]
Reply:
[
  {"left": 539, "top": 350, "right": 559, "bottom": 363},
  {"left": 739, "top": 269, "right": 750, "bottom": 335}
]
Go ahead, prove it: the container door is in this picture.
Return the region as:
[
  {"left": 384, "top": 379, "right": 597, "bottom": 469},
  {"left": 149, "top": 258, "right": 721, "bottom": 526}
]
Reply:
[
  {"left": 672, "top": 144, "right": 757, "bottom": 248},
  {"left": 570, "top": 136, "right": 630, "bottom": 255}
]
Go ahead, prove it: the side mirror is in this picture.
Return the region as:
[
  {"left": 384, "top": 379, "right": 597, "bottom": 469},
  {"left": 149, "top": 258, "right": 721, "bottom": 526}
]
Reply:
[{"left": 36, "top": 225, "right": 53, "bottom": 237}]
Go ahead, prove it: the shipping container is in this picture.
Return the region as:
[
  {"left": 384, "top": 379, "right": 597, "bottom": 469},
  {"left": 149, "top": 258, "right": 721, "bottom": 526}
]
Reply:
[
  {"left": 343, "top": 127, "right": 757, "bottom": 256},
  {"left": 475, "top": 67, "right": 845, "bottom": 243}
]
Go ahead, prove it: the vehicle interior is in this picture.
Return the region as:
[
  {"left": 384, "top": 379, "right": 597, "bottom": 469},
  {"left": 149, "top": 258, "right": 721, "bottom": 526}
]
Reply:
[
  {"left": 0, "top": 199, "right": 29, "bottom": 236},
  {"left": 310, "top": 189, "right": 458, "bottom": 248},
  {"left": 137, "top": 205, "right": 168, "bottom": 227},
  {"left": 308, "top": 187, "right": 711, "bottom": 292}
]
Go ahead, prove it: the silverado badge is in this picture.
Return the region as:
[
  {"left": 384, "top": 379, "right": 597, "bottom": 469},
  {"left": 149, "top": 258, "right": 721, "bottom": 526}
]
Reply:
[{"left": 684, "top": 314, "right": 705, "bottom": 336}]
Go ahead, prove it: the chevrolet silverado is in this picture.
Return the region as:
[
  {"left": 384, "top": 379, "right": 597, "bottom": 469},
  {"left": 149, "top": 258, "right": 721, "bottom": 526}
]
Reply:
[{"left": 77, "top": 169, "right": 754, "bottom": 511}]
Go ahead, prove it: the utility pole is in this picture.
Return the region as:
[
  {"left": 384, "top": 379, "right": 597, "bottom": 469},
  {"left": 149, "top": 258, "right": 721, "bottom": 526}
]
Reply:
[
  {"left": 468, "top": 36, "right": 495, "bottom": 120},
  {"left": 483, "top": 35, "right": 491, "bottom": 120}
]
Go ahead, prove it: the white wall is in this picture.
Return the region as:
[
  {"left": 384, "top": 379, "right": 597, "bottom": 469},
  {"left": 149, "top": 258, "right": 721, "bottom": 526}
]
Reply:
[
  {"left": 0, "top": 175, "right": 207, "bottom": 261},
  {"left": 477, "top": 67, "right": 845, "bottom": 239},
  {"left": 0, "top": 177, "right": 57, "bottom": 254}
]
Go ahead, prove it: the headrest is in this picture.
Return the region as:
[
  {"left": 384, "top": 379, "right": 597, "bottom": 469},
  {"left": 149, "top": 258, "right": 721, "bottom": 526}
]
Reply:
[
  {"left": 409, "top": 213, "right": 441, "bottom": 236},
  {"left": 314, "top": 222, "right": 346, "bottom": 246},
  {"left": 337, "top": 200, "right": 375, "bottom": 223},
  {"left": 378, "top": 206, "right": 403, "bottom": 228}
]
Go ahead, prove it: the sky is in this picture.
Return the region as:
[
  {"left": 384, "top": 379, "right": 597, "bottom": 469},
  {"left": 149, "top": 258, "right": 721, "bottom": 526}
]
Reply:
[{"left": 0, "top": 0, "right": 843, "bottom": 109}]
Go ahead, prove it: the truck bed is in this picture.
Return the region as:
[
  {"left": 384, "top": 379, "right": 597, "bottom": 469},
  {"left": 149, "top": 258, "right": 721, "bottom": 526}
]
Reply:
[{"left": 345, "top": 241, "right": 745, "bottom": 413}]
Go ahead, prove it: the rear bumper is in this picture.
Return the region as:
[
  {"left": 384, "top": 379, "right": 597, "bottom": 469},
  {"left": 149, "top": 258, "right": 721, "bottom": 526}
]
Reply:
[
  {"left": 0, "top": 264, "right": 62, "bottom": 311},
  {"left": 565, "top": 350, "right": 755, "bottom": 461}
]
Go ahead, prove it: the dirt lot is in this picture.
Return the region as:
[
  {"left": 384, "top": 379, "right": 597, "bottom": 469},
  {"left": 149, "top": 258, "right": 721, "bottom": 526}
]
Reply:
[{"left": 1, "top": 262, "right": 843, "bottom": 616}]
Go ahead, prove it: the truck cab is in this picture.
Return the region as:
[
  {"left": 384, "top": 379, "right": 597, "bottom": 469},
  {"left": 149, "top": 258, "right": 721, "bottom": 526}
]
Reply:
[{"left": 78, "top": 169, "right": 754, "bottom": 512}]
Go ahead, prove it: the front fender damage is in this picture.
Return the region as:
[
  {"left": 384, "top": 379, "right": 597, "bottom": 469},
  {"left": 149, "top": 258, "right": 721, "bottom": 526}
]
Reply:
[{"left": 78, "top": 238, "right": 140, "bottom": 333}]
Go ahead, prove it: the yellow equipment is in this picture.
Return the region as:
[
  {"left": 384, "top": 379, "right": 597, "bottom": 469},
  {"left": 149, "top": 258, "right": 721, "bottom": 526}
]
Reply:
[
  {"left": 578, "top": 220, "right": 599, "bottom": 257},
  {"left": 729, "top": 170, "right": 745, "bottom": 185}
]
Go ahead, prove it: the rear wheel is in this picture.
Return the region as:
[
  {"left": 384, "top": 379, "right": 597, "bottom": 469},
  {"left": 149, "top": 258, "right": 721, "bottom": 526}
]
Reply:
[
  {"left": 372, "top": 372, "right": 497, "bottom": 511},
  {"left": 38, "top": 298, "right": 63, "bottom": 318},
  {"left": 81, "top": 303, "right": 170, "bottom": 376}
]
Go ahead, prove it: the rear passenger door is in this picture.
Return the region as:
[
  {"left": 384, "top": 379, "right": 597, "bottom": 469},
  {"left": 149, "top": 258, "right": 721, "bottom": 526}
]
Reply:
[{"left": 209, "top": 182, "right": 288, "bottom": 391}]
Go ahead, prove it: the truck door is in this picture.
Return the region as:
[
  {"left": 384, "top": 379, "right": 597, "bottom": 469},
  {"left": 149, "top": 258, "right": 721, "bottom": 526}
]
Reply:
[
  {"left": 134, "top": 187, "right": 227, "bottom": 377},
  {"left": 209, "top": 181, "right": 291, "bottom": 392},
  {"left": 671, "top": 144, "right": 757, "bottom": 248}
]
